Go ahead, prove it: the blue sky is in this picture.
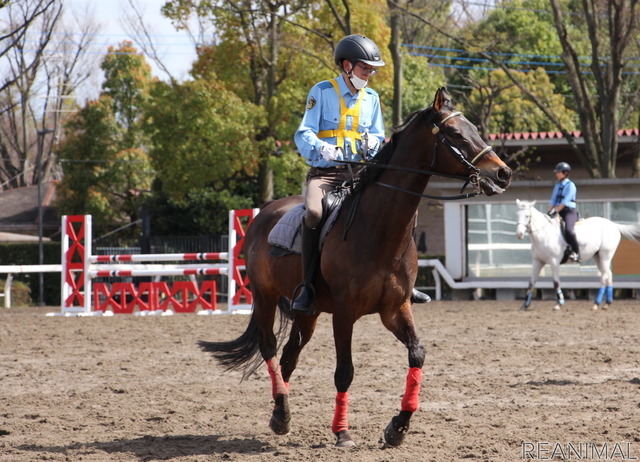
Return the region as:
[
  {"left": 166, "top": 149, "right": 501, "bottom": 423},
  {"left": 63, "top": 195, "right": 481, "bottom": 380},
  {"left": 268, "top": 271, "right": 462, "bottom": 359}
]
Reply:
[{"left": 66, "top": 0, "right": 197, "bottom": 81}]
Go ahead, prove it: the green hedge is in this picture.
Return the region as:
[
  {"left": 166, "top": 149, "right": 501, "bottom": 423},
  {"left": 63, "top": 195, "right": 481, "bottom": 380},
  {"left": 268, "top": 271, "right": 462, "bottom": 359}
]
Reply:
[
  {"left": 0, "top": 242, "right": 61, "bottom": 306},
  {"left": 0, "top": 279, "right": 32, "bottom": 307}
]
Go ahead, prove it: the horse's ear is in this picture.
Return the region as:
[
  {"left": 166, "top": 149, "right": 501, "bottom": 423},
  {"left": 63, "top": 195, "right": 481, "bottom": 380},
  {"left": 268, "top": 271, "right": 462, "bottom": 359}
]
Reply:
[
  {"left": 531, "top": 200, "right": 537, "bottom": 206},
  {"left": 516, "top": 199, "right": 522, "bottom": 207},
  {"left": 432, "top": 87, "right": 452, "bottom": 112}
]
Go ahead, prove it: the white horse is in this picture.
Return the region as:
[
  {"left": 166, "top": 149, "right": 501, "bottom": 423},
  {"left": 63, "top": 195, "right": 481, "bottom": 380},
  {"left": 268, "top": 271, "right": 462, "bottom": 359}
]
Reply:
[{"left": 515, "top": 199, "right": 640, "bottom": 311}]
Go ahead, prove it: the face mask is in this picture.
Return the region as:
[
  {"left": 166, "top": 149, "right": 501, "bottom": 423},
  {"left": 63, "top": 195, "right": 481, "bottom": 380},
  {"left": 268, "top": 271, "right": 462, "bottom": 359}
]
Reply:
[{"left": 349, "top": 73, "right": 368, "bottom": 90}]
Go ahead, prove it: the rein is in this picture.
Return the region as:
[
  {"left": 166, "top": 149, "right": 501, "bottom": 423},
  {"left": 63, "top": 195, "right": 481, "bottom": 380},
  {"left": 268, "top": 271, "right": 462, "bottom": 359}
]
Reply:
[
  {"left": 335, "top": 159, "right": 480, "bottom": 200},
  {"left": 335, "top": 111, "right": 494, "bottom": 201},
  {"left": 523, "top": 207, "right": 555, "bottom": 234}
]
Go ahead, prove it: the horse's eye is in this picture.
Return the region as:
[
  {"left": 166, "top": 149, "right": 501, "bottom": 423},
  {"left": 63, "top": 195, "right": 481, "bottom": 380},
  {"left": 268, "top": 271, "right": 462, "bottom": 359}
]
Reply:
[{"left": 442, "top": 127, "right": 460, "bottom": 137}]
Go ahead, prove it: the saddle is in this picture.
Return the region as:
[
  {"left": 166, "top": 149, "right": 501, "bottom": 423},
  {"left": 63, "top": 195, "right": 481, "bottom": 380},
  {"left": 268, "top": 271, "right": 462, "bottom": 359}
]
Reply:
[{"left": 268, "top": 188, "right": 349, "bottom": 256}]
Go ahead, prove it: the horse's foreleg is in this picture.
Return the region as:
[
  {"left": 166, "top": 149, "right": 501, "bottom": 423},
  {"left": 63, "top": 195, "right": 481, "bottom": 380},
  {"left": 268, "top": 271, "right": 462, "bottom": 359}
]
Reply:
[
  {"left": 331, "top": 315, "right": 356, "bottom": 448},
  {"left": 549, "top": 261, "right": 565, "bottom": 310},
  {"left": 521, "top": 259, "right": 544, "bottom": 310},
  {"left": 380, "top": 305, "right": 425, "bottom": 447}
]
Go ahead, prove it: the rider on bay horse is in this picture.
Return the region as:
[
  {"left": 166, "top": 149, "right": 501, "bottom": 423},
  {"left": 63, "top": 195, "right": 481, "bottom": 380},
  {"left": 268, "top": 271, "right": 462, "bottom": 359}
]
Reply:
[{"left": 292, "top": 34, "right": 430, "bottom": 314}]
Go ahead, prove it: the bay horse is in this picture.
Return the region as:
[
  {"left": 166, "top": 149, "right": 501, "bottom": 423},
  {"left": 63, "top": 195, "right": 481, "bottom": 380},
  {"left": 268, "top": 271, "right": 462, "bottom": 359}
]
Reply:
[
  {"left": 515, "top": 199, "right": 640, "bottom": 311},
  {"left": 199, "top": 88, "right": 512, "bottom": 447}
]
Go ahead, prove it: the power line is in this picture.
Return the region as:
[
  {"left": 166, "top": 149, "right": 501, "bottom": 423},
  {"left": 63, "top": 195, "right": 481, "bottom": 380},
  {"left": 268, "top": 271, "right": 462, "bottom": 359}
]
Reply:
[
  {"left": 405, "top": 44, "right": 640, "bottom": 75},
  {"left": 404, "top": 44, "right": 640, "bottom": 62}
]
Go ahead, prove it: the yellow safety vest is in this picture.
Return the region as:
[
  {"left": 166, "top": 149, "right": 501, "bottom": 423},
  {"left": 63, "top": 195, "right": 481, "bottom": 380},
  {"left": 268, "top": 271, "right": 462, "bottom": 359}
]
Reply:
[{"left": 317, "top": 78, "right": 365, "bottom": 150}]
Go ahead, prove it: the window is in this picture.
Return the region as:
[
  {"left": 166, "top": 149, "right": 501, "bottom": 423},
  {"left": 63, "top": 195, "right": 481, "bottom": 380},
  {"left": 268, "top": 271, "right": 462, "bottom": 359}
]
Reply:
[{"left": 466, "top": 201, "right": 639, "bottom": 278}]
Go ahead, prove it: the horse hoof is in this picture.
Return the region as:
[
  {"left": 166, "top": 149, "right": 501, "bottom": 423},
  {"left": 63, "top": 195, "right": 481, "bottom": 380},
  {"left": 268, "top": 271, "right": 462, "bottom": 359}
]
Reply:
[
  {"left": 269, "top": 394, "right": 291, "bottom": 435},
  {"left": 553, "top": 305, "right": 561, "bottom": 311},
  {"left": 335, "top": 430, "right": 356, "bottom": 448},
  {"left": 592, "top": 304, "right": 599, "bottom": 311},
  {"left": 269, "top": 413, "right": 291, "bottom": 435},
  {"left": 384, "top": 416, "right": 410, "bottom": 447}
]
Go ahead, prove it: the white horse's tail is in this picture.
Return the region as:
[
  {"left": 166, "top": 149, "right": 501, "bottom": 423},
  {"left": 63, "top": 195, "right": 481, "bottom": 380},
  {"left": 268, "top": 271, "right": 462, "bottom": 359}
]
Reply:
[{"left": 616, "top": 223, "right": 640, "bottom": 242}]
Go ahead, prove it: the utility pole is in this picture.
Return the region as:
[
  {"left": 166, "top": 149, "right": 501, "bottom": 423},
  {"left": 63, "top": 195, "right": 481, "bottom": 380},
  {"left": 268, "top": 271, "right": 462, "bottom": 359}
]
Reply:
[{"left": 36, "top": 128, "right": 55, "bottom": 306}]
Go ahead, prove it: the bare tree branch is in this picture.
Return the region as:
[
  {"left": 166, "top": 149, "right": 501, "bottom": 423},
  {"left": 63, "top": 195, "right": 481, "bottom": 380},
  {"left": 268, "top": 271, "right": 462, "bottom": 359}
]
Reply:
[
  {"left": 389, "top": 0, "right": 640, "bottom": 178},
  {"left": 122, "top": 0, "right": 178, "bottom": 81}
]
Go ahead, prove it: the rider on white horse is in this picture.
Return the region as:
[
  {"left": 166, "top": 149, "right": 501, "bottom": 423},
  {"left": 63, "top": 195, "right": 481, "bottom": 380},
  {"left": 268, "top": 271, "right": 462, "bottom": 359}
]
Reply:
[{"left": 548, "top": 162, "right": 580, "bottom": 263}]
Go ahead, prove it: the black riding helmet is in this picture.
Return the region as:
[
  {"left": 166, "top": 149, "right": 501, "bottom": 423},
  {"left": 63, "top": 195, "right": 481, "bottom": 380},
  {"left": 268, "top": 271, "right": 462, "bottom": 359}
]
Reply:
[
  {"left": 334, "top": 34, "right": 385, "bottom": 70},
  {"left": 554, "top": 162, "right": 571, "bottom": 173}
]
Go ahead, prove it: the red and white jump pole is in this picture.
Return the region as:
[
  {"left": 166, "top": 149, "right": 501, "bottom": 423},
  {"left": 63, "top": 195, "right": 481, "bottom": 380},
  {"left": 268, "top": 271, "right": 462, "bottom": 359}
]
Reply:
[{"left": 60, "top": 209, "right": 259, "bottom": 316}]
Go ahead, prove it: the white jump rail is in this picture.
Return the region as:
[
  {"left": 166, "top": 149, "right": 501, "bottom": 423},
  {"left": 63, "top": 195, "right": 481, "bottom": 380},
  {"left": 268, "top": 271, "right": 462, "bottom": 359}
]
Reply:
[{"left": 0, "top": 264, "right": 62, "bottom": 308}]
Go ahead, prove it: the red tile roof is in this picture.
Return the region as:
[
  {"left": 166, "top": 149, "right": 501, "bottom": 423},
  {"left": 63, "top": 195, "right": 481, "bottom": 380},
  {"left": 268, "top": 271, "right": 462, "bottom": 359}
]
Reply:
[{"left": 489, "top": 128, "right": 638, "bottom": 141}]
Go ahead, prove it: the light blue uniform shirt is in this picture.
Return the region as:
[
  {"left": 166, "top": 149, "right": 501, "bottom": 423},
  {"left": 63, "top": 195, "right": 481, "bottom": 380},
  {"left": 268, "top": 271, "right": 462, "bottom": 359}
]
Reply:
[
  {"left": 294, "top": 74, "right": 385, "bottom": 168},
  {"left": 550, "top": 178, "right": 577, "bottom": 209}
]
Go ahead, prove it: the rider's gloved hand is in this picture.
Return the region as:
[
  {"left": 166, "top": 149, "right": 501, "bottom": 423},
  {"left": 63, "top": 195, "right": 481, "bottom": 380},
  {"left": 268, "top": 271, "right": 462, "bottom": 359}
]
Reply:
[
  {"left": 366, "top": 136, "right": 381, "bottom": 158},
  {"left": 547, "top": 210, "right": 557, "bottom": 218},
  {"left": 319, "top": 143, "right": 340, "bottom": 161}
]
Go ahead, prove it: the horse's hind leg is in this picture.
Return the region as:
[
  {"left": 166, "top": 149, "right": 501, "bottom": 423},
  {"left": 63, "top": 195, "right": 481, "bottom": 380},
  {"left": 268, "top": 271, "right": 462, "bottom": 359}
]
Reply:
[
  {"left": 380, "top": 303, "right": 426, "bottom": 447},
  {"left": 279, "top": 314, "right": 319, "bottom": 381},
  {"left": 593, "top": 253, "right": 614, "bottom": 311},
  {"left": 251, "top": 292, "right": 292, "bottom": 435},
  {"left": 269, "top": 311, "right": 320, "bottom": 435},
  {"left": 550, "top": 262, "right": 565, "bottom": 310}
]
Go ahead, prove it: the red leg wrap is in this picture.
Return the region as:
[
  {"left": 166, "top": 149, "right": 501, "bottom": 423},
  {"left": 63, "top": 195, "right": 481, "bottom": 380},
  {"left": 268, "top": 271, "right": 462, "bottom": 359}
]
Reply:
[
  {"left": 331, "top": 391, "right": 349, "bottom": 434},
  {"left": 266, "top": 358, "right": 288, "bottom": 400},
  {"left": 401, "top": 367, "right": 422, "bottom": 412}
]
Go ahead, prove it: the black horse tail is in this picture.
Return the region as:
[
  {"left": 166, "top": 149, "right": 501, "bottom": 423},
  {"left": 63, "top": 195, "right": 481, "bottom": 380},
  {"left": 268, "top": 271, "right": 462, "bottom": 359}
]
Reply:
[{"left": 198, "top": 296, "right": 293, "bottom": 381}]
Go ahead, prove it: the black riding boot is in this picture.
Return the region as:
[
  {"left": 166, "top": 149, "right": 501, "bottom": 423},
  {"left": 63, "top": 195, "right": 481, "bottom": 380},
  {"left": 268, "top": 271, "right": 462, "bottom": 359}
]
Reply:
[
  {"left": 564, "top": 233, "right": 581, "bottom": 263},
  {"left": 291, "top": 223, "right": 320, "bottom": 315}
]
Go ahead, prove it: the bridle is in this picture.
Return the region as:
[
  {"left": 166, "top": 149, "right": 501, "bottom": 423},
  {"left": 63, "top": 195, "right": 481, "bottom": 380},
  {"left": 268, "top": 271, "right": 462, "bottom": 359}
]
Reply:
[
  {"left": 516, "top": 208, "right": 532, "bottom": 235},
  {"left": 431, "top": 111, "right": 492, "bottom": 173},
  {"left": 336, "top": 109, "right": 495, "bottom": 200},
  {"left": 517, "top": 205, "right": 555, "bottom": 235}
]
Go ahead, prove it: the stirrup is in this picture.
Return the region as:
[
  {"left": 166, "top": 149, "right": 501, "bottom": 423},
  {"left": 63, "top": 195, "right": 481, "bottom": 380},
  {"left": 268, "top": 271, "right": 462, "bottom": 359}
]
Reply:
[
  {"left": 291, "top": 283, "right": 316, "bottom": 315},
  {"left": 410, "top": 288, "right": 431, "bottom": 304}
]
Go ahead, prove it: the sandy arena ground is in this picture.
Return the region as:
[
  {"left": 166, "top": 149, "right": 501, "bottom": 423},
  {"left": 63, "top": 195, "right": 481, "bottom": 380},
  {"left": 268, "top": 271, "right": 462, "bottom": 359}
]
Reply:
[{"left": 1, "top": 299, "right": 639, "bottom": 461}]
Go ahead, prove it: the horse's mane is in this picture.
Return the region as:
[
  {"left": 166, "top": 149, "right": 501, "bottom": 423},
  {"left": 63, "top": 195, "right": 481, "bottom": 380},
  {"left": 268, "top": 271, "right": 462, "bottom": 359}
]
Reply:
[{"left": 355, "top": 107, "right": 435, "bottom": 192}]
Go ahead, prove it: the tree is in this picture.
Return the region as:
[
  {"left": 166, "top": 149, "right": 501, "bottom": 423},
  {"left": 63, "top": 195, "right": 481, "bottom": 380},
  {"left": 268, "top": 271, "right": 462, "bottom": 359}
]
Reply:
[
  {"left": 0, "top": 0, "right": 100, "bottom": 190},
  {"left": 56, "top": 42, "right": 154, "bottom": 235},
  {"left": 163, "top": 0, "right": 317, "bottom": 203},
  {"left": 392, "top": 0, "right": 640, "bottom": 178},
  {"left": 0, "top": 0, "right": 57, "bottom": 93},
  {"left": 143, "top": 78, "right": 264, "bottom": 201},
  {"left": 387, "top": 0, "right": 449, "bottom": 125},
  {"left": 466, "top": 68, "right": 577, "bottom": 135},
  {"left": 548, "top": 0, "right": 640, "bottom": 177}
]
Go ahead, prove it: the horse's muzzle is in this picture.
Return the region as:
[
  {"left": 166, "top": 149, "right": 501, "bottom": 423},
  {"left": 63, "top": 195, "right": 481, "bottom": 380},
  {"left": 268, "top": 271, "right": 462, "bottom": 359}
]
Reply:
[{"left": 480, "top": 166, "right": 512, "bottom": 196}]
